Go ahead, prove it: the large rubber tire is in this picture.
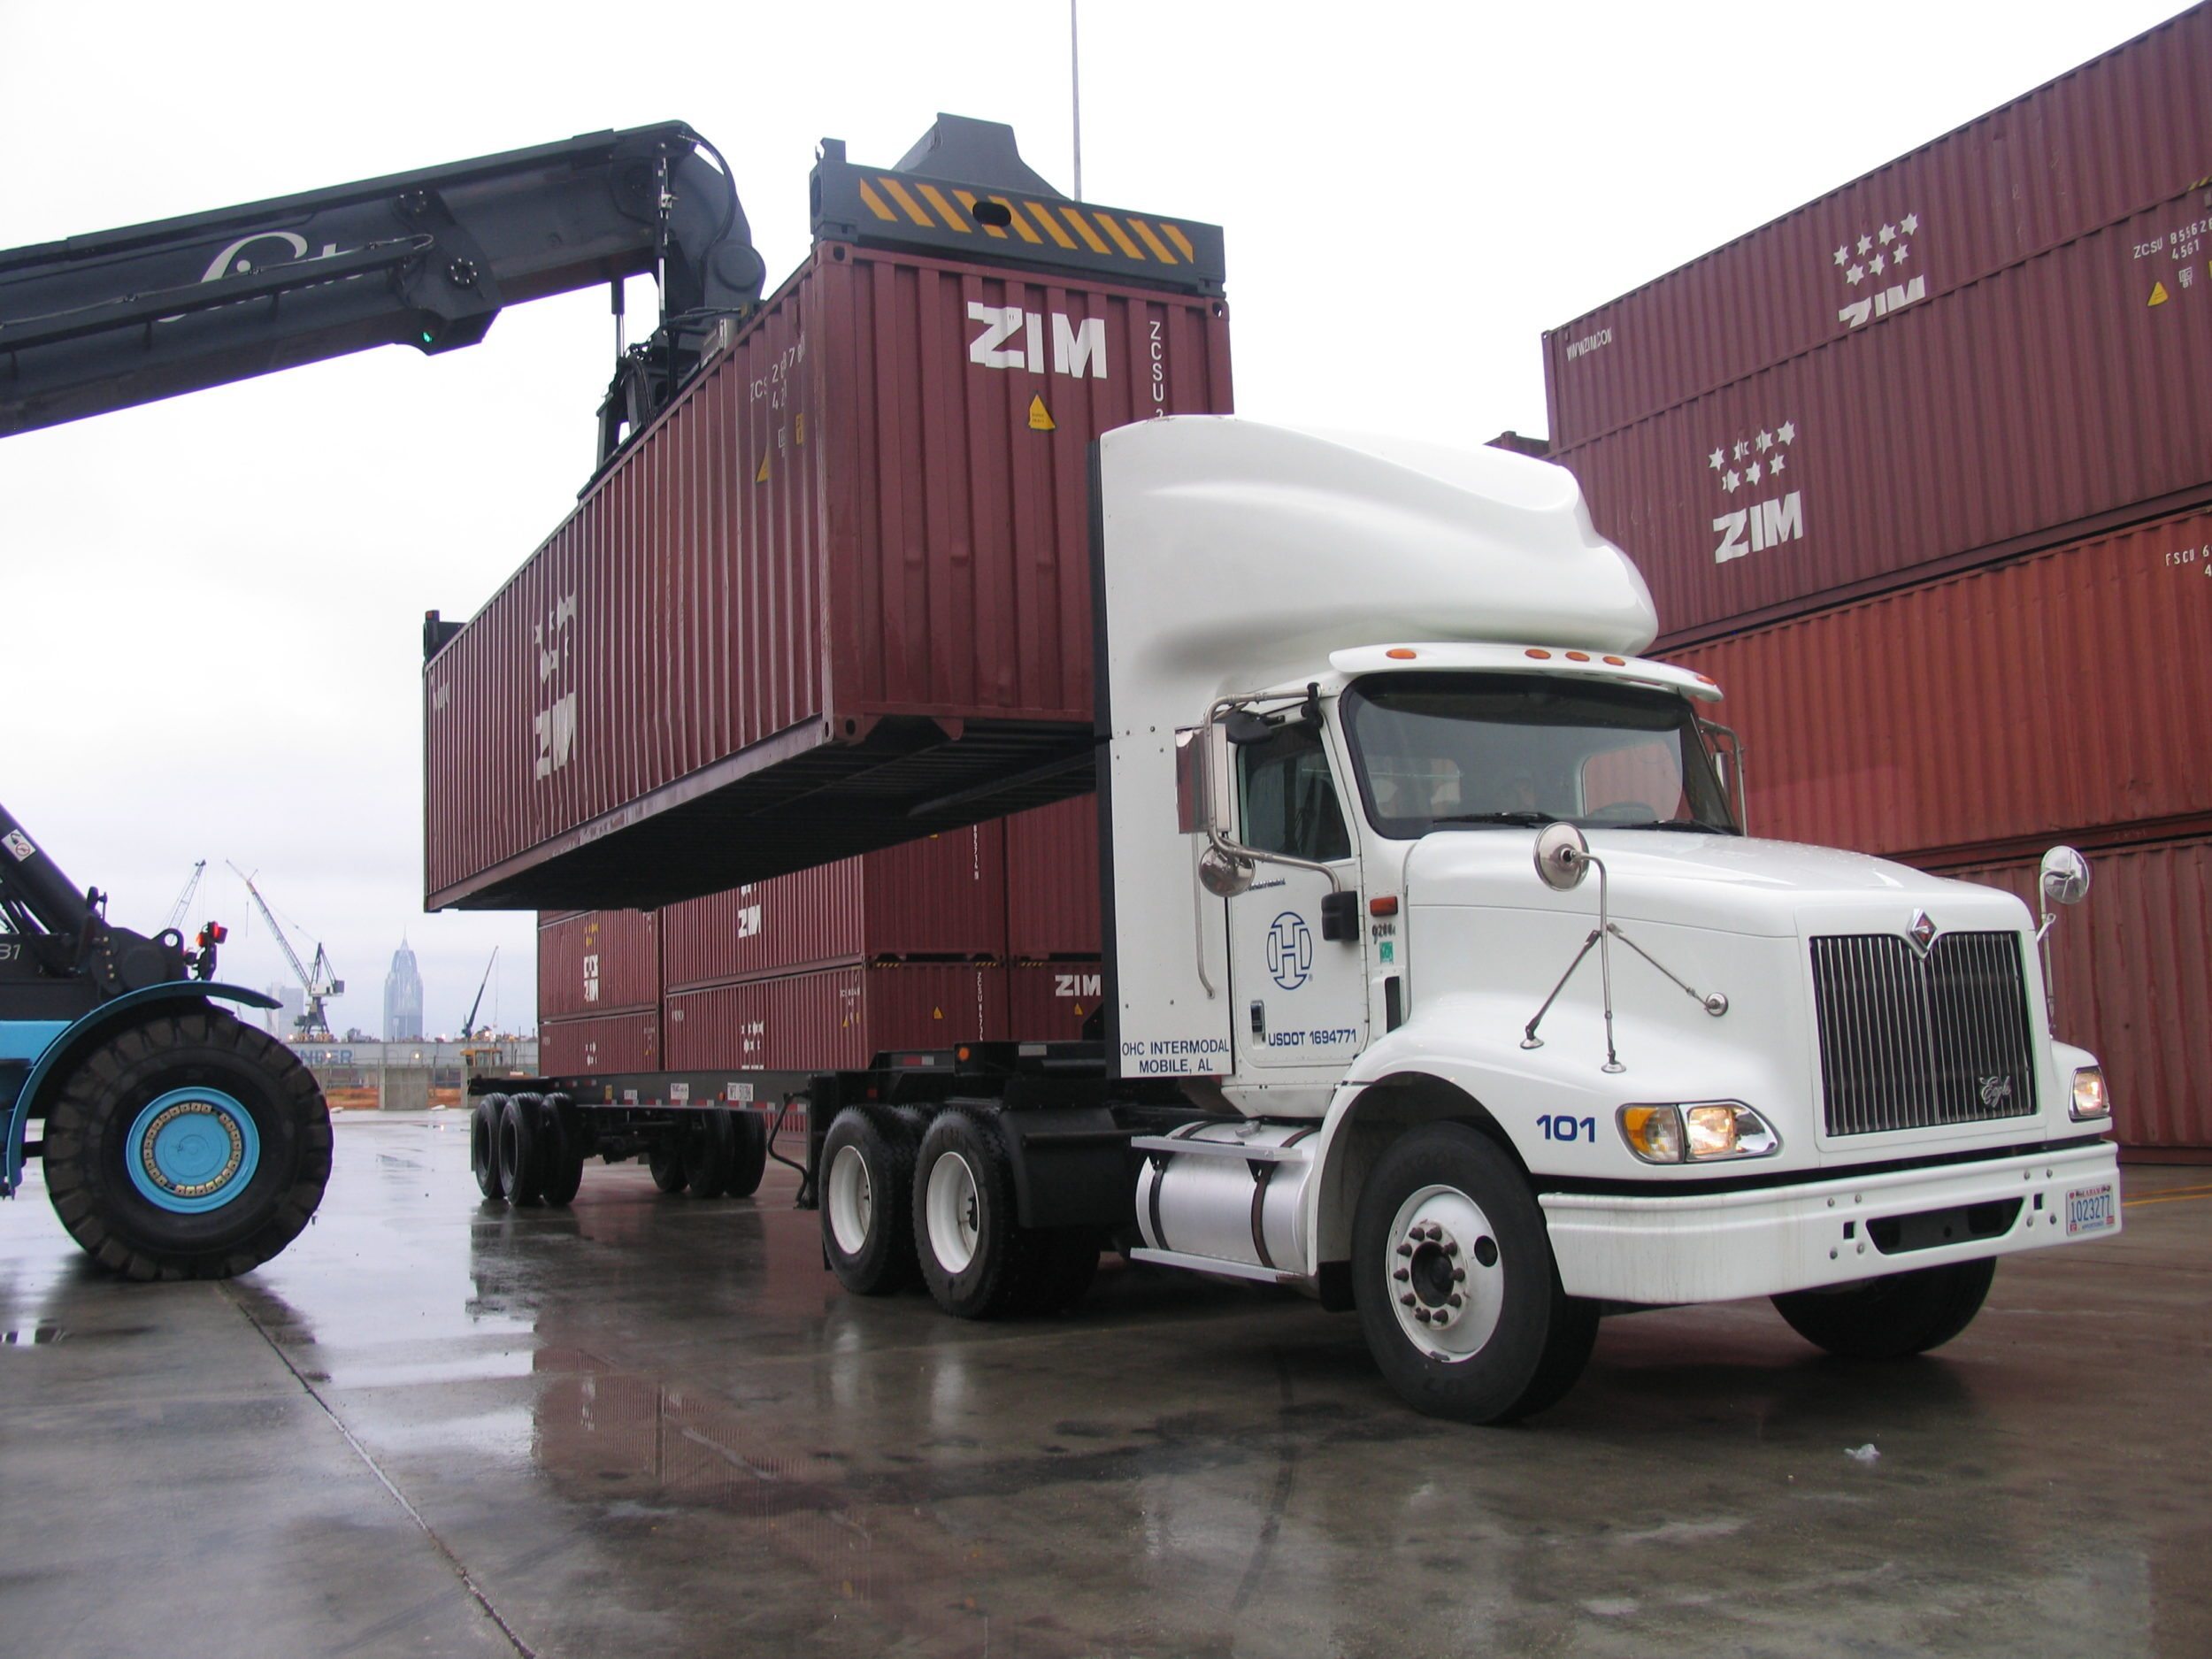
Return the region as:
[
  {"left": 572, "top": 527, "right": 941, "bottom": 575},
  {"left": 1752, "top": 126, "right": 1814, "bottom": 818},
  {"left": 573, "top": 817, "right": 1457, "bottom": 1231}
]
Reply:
[
  {"left": 647, "top": 1136, "right": 688, "bottom": 1194},
  {"left": 820, "top": 1106, "right": 919, "bottom": 1294},
  {"left": 681, "top": 1109, "right": 736, "bottom": 1199},
  {"left": 471, "top": 1097, "right": 506, "bottom": 1201},
  {"left": 1772, "top": 1259, "right": 1996, "bottom": 1360},
  {"left": 913, "top": 1109, "right": 1087, "bottom": 1319},
  {"left": 725, "top": 1110, "right": 769, "bottom": 1199},
  {"left": 538, "top": 1100, "right": 586, "bottom": 1207},
  {"left": 42, "top": 1009, "right": 331, "bottom": 1281},
  {"left": 1351, "top": 1123, "right": 1599, "bottom": 1424},
  {"left": 498, "top": 1095, "right": 546, "bottom": 1206}
]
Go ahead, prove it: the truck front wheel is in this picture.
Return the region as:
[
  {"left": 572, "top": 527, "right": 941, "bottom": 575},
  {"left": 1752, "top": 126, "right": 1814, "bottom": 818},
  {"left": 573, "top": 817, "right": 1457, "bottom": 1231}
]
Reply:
[
  {"left": 42, "top": 1009, "right": 332, "bottom": 1281},
  {"left": 1771, "top": 1259, "right": 1995, "bottom": 1360},
  {"left": 821, "top": 1106, "right": 918, "bottom": 1294},
  {"left": 1351, "top": 1123, "right": 1598, "bottom": 1424}
]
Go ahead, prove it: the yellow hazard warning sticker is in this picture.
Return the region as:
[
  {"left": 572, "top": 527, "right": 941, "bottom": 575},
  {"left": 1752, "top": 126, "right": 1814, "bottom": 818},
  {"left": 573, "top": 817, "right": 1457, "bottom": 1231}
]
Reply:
[
  {"left": 2151, "top": 280, "right": 2171, "bottom": 306},
  {"left": 1027, "top": 395, "right": 1055, "bottom": 432},
  {"left": 755, "top": 452, "right": 771, "bottom": 483}
]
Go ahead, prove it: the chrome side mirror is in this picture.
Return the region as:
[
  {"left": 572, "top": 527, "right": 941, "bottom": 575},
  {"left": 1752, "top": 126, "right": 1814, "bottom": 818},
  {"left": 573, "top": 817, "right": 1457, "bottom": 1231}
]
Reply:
[
  {"left": 1198, "top": 844, "right": 1255, "bottom": 898},
  {"left": 2040, "top": 845, "right": 2091, "bottom": 908},
  {"left": 1533, "top": 821, "right": 1591, "bottom": 892}
]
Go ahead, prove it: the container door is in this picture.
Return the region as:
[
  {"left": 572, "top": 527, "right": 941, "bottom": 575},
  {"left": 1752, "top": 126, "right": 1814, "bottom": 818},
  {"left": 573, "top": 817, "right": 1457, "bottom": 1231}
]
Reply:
[{"left": 1226, "top": 725, "right": 1366, "bottom": 1072}]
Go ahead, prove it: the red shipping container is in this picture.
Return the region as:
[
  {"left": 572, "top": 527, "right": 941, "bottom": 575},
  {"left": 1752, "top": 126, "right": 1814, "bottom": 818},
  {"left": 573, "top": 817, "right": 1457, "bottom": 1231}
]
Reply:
[
  {"left": 1557, "top": 185, "right": 2212, "bottom": 645},
  {"left": 541, "top": 1010, "right": 661, "bottom": 1075},
  {"left": 994, "top": 962, "right": 1106, "bottom": 1043},
  {"left": 426, "top": 234, "right": 1232, "bottom": 914},
  {"left": 664, "top": 964, "right": 1003, "bottom": 1072},
  {"left": 1544, "top": 6, "right": 2212, "bottom": 448},
  {"left": 1667, "top": 506, "right": 2212, "bottom": 863},
  {"left": 661, "top": 823, "right": 1004, "bottom": 990},
  {"left": 1003, "top": 796, "right": 1102, "bottom": 958},
  {"left": 537, "top": 910, "right": 661, "bottom": 1019},
  {"left": 1927, "top": 835, "right": 2212, "bottom": 1150}
]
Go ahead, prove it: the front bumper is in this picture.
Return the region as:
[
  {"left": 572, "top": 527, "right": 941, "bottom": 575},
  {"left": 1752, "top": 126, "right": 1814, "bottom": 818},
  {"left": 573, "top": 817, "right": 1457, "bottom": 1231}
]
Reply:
[{"left": 1540, "top": 1141, "right": 2121, "bottom": 1304}]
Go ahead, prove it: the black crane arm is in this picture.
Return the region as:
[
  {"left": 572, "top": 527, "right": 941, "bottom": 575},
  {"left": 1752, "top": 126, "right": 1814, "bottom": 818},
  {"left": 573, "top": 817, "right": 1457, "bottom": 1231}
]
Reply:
[
  {"left": 0, "top": 799, "right": 196, "bottom": 1001},
  {"left": 0, "top": 121, "right": 766, "bottom": 457}
]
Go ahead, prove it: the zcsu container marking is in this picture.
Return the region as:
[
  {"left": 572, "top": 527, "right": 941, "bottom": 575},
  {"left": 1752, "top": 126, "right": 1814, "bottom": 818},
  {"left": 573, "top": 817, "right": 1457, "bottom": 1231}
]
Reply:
[
  {"left": 1544, "top": 4, "right": 2212, "bottom": 449},
  {"left": 426, "top": 242, "right": 1231, "bottom": 912}
]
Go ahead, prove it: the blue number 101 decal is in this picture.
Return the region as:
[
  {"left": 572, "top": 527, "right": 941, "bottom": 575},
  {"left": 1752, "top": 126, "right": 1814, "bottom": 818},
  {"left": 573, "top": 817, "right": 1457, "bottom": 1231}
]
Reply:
[{"left": 1537, "top": 1114, "right": 1599, "bottom": 1145}]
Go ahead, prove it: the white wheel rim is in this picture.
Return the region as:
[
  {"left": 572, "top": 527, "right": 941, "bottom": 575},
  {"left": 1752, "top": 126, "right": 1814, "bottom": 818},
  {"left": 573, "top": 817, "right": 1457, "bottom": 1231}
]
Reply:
[
  {"left": 826, "top": 1145, "right": 872, "bottom": 1255},
  {"left": 1386, "top": 1183, "right": 1507, "bottom": 1361},
  {"left": 925, "top": 1150, "right": 981, "bottom": 1275}
]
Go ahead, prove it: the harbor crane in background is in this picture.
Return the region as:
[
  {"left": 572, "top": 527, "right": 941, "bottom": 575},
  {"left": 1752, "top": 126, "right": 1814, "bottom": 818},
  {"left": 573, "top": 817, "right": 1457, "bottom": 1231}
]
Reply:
[
  {"left": 161, "top": 860, "right": 207, "bottom": 934},
  {"left": 227, "top": 865, "right": 343, "bottom": 1042},
  {"left": 461, "top": 948, "right": 500, "bottom": 1041},
  {"left": 0, "top": 119, "right": 767, "bottom": 1279}
]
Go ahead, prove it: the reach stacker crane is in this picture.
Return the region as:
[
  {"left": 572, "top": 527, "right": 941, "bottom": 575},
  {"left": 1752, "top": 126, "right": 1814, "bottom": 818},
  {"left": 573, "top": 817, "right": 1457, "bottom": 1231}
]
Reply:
[{"left": 0, "top": 120, "right": 768, "bottom": 1276}]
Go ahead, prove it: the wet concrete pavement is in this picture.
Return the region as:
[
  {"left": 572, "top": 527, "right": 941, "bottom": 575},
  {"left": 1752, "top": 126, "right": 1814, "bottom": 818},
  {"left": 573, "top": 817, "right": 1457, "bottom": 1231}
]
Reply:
[{"left": 2, "top": 1112, "right": 2206, "bottom": 1658}]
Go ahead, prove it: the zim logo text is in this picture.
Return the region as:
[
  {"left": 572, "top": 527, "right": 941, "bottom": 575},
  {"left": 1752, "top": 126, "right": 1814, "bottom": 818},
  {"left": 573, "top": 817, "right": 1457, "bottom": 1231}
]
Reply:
[
  {"left": 968, "top": 303, "right": 1108, "bottom": 379},
  {"left": 1714, "top": 492, "right": 1805, "bottom": 565}
]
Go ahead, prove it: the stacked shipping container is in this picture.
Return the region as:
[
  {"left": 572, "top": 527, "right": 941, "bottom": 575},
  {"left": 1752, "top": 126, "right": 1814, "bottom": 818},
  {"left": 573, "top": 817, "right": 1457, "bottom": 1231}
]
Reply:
[
  {"left": 1547, "top": 7, "right": 2212, "bottom": 1148},
  {"left": 541, "top": 802, "right": 1106, "bottom": 1078}
]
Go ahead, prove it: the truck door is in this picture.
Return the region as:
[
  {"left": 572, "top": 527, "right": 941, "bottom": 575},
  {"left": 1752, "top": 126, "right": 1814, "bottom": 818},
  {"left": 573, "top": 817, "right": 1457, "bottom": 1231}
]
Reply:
[{"left": 1227, "top": 723, "right": 1367, "bottom": 1072}]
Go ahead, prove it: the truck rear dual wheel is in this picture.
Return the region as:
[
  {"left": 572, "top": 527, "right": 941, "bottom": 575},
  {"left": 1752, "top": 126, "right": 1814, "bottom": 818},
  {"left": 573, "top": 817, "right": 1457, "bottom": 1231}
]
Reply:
[
  {"left": 913, "top": 1109, "right": 1099, "bottom": 1319},
  {"left": 472, "top": 1097, "right": 507, "bottom": 1200},
  {"left": 820, "top": 1106, "right": 920, "bottom": 1294},
  {"left": 1351, "top": 1123, "right": 1599, "bottom": 1425},
  {"left": 42, "top": 1010, "right": 333, "bottom": 1281},
  {"left": 1771, "top": 1259, "right": 1996, "bottom": 1360}
]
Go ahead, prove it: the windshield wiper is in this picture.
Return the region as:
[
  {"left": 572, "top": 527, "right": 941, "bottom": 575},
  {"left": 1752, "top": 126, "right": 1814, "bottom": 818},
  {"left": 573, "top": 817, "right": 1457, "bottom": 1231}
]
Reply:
[{"left": 1430, "top": 811, "right": 1555, "bottom": 828}]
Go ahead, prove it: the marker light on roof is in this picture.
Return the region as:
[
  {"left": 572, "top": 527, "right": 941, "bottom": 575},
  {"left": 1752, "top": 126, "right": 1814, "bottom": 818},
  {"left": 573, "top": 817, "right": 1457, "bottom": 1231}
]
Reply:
[
  {"left": 1603, "top": 655, "right": 1627, "bottom": 665},
  {"left": 1525, "top": 648, "right": 1553, "bottom": 660},
  {"left": 1386, "top": 648, "right": 1418, "bottom": 660},
  {"left": 1564, "top": 650, "right": 1590, "bottom": 662}
]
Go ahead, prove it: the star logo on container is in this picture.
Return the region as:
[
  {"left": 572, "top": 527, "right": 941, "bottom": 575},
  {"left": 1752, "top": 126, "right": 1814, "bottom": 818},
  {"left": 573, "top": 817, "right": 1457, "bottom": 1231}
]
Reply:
[{"left": 1266, "top": 912, "right": 1313, "bottom": 990}]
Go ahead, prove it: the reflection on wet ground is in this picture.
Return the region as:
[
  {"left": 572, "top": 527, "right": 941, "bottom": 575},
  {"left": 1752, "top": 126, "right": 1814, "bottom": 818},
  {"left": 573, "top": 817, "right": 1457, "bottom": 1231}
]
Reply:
[{"left": 2, "top": 1113, "right": 2207, "bottom": 1657}]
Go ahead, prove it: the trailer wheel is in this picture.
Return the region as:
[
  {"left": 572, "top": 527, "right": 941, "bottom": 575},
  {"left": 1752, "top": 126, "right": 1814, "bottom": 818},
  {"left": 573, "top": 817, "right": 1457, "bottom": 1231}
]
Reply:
[
  {"left": 1351, "top": 1123, "right": 1598, "bottom": 1424},
  {"left": 498, "top": 1095, "right": 546, "bottom": 1206},
  {"left": 471, "top": 1098, "right": 507, "bottom": 1201},
  {"left": 913, "top": 1109, "right": 1071, "bottom": 1320},
  {"left": 538, "top": 1101, "right": 586, "bottom": 1207},
  {"left": 820, "top": 1107, "right": 919, "bottom": 1294},
  {"left": 1771, "top": 1259, "right": 1996, "bottom": 1360},
  {"left": 42, "top": 1009, "right": 331, "bottom": 1281},
  {"left": 725, "top": 1110, "right": 769, "bottom": 1199},
  {"left": 647, "top": 1136, "right": 688, "bottom": 1194},
  {"left": 681, "top": 1109, "right": 738, "bottom": 1198}
]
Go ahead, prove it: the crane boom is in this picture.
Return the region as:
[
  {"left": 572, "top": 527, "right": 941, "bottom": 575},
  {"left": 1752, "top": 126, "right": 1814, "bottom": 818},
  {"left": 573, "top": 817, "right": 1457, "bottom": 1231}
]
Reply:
[
  {"left": 0, "top": 122, "right": 766, "bottom": 466},
  {"left": 227, "top": 864, "right": 342, "bottom": 1041},
  {"left": 163, "top": 860, "right": 207, "bottom": 934},
  {"left": 462, "top": 947, "right": 500, "bottom": 1039}
]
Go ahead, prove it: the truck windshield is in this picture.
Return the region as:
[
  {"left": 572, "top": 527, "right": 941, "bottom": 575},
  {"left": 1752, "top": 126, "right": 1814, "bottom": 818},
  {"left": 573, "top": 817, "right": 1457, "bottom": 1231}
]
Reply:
[{"left": 1340, "top": 672, "right": 1738, "bottom": 839}]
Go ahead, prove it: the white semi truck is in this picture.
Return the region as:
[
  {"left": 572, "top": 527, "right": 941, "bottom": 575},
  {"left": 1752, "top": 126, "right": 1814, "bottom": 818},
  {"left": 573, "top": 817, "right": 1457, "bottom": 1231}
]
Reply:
[{"left": 482, "top": 417, "right": 2124, "bottom": 1424}]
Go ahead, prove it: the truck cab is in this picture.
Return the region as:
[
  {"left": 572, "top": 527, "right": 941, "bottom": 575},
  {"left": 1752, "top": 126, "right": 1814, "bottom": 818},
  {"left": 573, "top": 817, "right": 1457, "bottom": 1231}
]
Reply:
[{"left": 1089, "top": 416, "right": 2119, "bottom": 1420}]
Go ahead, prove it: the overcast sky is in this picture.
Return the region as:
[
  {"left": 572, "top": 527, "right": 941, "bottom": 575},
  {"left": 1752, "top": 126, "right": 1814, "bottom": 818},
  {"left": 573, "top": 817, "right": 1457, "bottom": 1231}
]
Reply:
[{"left": 1, "top": 0, "right": 2185, "bottom": 1040}]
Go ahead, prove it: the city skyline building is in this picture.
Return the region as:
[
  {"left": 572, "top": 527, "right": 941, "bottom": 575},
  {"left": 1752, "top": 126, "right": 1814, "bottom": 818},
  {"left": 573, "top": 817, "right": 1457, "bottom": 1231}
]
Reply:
[{"left": 383, "top": 938, "right": 424, "bottom": 1041}]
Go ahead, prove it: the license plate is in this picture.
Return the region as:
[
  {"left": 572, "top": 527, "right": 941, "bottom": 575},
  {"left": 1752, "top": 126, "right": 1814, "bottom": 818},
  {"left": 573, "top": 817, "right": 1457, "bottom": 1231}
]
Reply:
[{"left": 2064, "top": 1182, "right": 2117, "bottom": 1237}]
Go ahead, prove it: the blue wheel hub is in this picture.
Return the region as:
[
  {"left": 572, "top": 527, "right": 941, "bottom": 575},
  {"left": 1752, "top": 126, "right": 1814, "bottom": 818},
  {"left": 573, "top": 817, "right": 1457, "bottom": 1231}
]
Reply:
[{"left": 126, "top": 1087, "right": 261, "bottom": 1214}]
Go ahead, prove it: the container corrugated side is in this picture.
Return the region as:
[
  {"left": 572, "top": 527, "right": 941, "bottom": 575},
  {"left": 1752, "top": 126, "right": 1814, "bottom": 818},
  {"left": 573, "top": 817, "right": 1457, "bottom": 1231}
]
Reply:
[
  {"left": 1544, "top": 4, "right": 2212, "bottom": 447},
  {"left": 426, "top": 242, "right": 1232, "bottom": 913},
  {"left": 536, "top": 910, "right": 660, "bottom": 1020},
  {"left": 663, "top": 964, "right": 1002, "bottom": 1071},
  {"left": 660, "top": 823, "right": 1005, "bottom": 991},
  {"left": 1927, "top": 835, "right": 2212, "bottom": 1149},
  {"left": 539, "top": 1010, "right": 660, "bottom": 1075},
  {"left": 1666, "top": 505, "right": 2212, "bottom": 862},
  {"left": 993, "top": 962, "right": 1105, "bottom": 1043},
  {"left": 1003, "top": 796, "right": 1102, "bottom": 958},
  {"left": 1558, "top": 186, "right": 2212, "bottom": 644}
]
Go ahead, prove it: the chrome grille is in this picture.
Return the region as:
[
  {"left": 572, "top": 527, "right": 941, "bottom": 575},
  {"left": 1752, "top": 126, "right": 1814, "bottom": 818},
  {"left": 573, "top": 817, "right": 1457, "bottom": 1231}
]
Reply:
[{"left": 1809, "top": 932, "right": 2038, "bottom": 1136}]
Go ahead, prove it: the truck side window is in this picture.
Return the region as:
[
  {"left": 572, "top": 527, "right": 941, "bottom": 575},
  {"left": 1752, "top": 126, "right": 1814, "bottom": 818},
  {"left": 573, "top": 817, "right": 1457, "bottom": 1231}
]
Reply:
[{"left": 1239, "top": 724, "right": 1351, "bottom": 863}]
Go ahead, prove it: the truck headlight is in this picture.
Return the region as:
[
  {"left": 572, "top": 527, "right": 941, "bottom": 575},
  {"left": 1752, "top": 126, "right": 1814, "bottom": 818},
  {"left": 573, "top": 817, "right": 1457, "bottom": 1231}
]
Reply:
[
  {"left": 1617, "top": 1102, "right": 1779, "bottom": 1164},
  {"left": 2070, "top": 1066, "right": 2111, "bottom": 1122}
]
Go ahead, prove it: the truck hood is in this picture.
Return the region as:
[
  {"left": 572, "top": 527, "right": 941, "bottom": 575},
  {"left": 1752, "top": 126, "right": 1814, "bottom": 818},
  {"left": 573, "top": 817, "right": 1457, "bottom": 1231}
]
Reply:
[{"left": 1404, "top": 831, "right": 2029, "bottom": 940}]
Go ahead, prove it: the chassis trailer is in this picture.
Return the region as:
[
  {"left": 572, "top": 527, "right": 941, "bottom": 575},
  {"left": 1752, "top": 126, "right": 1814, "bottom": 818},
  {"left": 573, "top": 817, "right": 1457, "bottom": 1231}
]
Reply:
[{"left": 463, "top": 418, "right": 2123, "bottom": 1424}]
